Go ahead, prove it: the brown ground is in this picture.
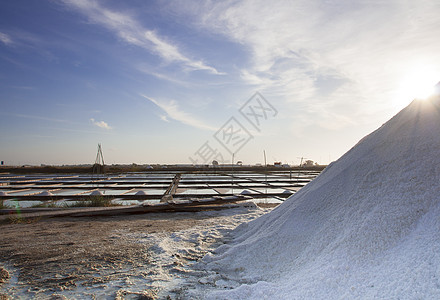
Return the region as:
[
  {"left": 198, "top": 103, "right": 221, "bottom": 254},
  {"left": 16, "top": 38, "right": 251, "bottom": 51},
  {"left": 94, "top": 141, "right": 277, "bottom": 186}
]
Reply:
[
  {"left": 0, "top": 203, "right": 278, "bottom": 298},
  {"left": 0, "top": 213, "right": 218, "bottom": 297}
]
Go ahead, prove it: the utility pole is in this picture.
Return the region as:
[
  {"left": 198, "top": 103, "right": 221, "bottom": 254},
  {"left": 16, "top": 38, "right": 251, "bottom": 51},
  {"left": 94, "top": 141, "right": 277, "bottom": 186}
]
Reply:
[
  {"left": 231, "top": 153, "right": 234, "bottom": 195},
  {"left": 264, "top": 150, "right": 267, "bottom": 198},
  {"left": 296, "top": 156, "right": 307, "bottom": 184}
]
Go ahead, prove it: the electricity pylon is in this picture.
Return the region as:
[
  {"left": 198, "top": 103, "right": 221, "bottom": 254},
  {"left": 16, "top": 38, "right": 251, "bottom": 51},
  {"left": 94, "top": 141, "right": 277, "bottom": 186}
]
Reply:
[{"left": 92, "top": 143, "right": 105, "bottom": 181}]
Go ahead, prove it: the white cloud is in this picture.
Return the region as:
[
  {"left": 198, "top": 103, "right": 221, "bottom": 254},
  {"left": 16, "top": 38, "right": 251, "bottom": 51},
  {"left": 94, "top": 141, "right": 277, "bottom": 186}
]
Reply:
[
  {"left": 135, "top": 65, "right": 194, "bottom": 87},
  {"left": 60, "top": 0, "right": 222, "bottom": 74},
  {"left": 177, "top": 0, "right": 440, "bottom": 127},
  {"left": 140, "top": 94, "right": 216, "bottom": 131},
  {"left": 0, "top": 32, "right": 12, "bottom": 45},
  {"left": 90, "top": 118, "right": 112, "bottom": 130},
  {"left": 2, "top": 112, "right": 69, "bottom": 123},
  {"left": 160, "top": 115, "right": 169, "bottom": 122}
]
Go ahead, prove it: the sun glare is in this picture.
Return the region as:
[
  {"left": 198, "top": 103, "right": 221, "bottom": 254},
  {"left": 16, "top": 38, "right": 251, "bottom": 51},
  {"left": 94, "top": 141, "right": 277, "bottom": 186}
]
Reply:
[{"left": 393, "top": 65, "right": 440, "bottom": 109}]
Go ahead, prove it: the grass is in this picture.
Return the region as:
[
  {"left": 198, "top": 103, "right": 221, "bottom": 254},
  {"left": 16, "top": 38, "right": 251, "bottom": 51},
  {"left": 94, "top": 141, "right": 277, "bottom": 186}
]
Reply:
[
  {"left": 31, "top": 201, "right": 59, "bottom": 208},
  {"left": 3, "top": 196, "right": 116, "bottom": 210},
  {"left": 87, "top": 195, "right": 113, "bottom": 207},
  {"left": 67, "top": 195, "right": 115, "bottom": 208},
  {"left": 0, "top": 196, "right": 116, "bottom": 226}
]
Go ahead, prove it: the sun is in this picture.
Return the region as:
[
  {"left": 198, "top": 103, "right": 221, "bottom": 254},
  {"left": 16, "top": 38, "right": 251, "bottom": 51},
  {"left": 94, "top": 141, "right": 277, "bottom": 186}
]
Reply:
[
  {"left": 392, "top": 65, "right": 440, "bottom": 109},
  {"left": 402, "top": 73, "right": 437, "bottom": 100},
  {"left": 398, "top": 66, "right": 439, "bottom": 100}
]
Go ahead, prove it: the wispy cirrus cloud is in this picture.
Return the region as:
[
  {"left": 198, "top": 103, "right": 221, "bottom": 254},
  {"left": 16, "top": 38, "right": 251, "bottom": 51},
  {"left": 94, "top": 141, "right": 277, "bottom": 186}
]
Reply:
[
  {"left": 140, "top": 94, "right": 216, "bottom": 131},
  {"left": 0, "top": 29, "right": 59, "bottom": 65},
  {"left": 0, "top": 29, "right": 44, "bottom": 47},
  {"left": 160, "top": 115, "right": 169, "bottom": 122},
  {"left": 177, "top": 0, "right": 440, "bottom": 127},
  {"left": 10, "top": 85, "right": 35, "bottom": 90},
  {"left": 1, "top": 112, "right": 69, "bottom": 123},
  {"left": 0, "top": 32, "right": 13, "bottom": 45},
  {"left": 135, "top": 64, "right": 195, "bottom": 87},
  {"left": 60, "top": 0, "right": 222, "bottom": 74},
  {"left": 90, "top": 118, "right": 112, "bottom": 130}
]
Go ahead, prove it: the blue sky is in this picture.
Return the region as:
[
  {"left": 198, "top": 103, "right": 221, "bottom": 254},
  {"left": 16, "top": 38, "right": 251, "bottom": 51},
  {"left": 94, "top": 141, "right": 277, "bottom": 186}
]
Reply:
[{"left": 1, "top": 0, "right": 440, "bottom": 166}]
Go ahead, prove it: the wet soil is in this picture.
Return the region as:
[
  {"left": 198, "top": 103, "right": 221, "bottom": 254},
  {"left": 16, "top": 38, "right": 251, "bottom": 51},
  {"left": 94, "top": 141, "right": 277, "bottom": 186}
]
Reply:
[
  {"left": 0, "top": 203, "right": 278, "bottom": 298},
  {"left": 0, "top": 213, "right": 213, "bottom": 295}
]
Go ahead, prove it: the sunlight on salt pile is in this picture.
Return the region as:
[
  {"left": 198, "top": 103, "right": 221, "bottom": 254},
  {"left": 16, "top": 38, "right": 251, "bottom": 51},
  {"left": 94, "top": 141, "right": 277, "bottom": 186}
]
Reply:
[{"left": 191, "top": 92, "right": 440, "bottom": 299}]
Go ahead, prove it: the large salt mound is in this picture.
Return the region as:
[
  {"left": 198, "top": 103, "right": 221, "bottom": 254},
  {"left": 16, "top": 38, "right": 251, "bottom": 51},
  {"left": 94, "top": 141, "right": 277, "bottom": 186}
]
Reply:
[{"left": 202, "top": 95, "right": 440, "bottom": 299}]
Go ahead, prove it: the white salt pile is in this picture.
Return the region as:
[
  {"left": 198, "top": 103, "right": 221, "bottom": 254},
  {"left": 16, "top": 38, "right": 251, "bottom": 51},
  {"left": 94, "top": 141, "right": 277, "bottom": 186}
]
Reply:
[
  {"left": 38, "top": 191, "right": 53, "bottom": 196},
  {"left": 196, "top": 94, "right": 440, "bottom": 299},
  {"left": 90, "top": 190, "right": 103, "bottom": 196},
  {"left": 135, "top": 190, "right": 148, "bottom": 195}
]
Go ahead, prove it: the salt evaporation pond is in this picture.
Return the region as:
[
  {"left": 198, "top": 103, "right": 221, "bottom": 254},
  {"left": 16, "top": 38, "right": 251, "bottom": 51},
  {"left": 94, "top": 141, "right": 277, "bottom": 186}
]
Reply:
[{"left": 0, "top": 170, "right": 321, "bottom": 208}]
